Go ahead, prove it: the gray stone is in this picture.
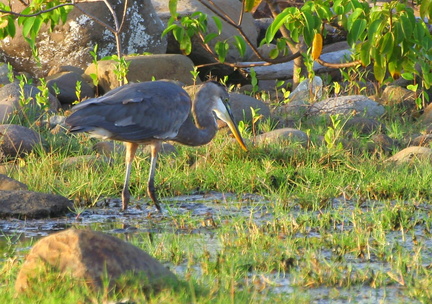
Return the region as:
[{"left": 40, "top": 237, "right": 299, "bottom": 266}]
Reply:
[
  {"left": 0, "top": 62, "right": 12, "bottom": 86},
  {"left": 0, "top": 83, "right": 60, "bottom": 123},
  {"left": 371, "top": 134, "right": 398, "bottom": 153},
  {"left": 229, "top": 92, "right": 271, "bottom": 123},
  {"left": 288, "top": 76, "right": 323, "bottom": 103},
  {"left": 255, "top": 128, "right": 309, "bottom": 146},
  {"left": 15, "top": 229, "right": 178, "bottom": 293},
  {"left": 308, "top": 95, "right": 385, "bottom": 118},
  {"left": 0, "top": 124, "right": 43, "bottom": 159},
  {"left": 410, "top": 134, "right": 432, "bottom": 147},
  {"left": 0, "top": 174, "right": 28, "bottom": 191},
  {"left": 0, "top": 190, "right": 73, "bottom": 219},
  {"left": 46, "top": 71, "right": 95, "bottom": 105},
  {"left": 420, "top": 102, "right": 432, "bottom": 125},
  {"left": 386, "top": 146, "right": 432, "bottom": 164},
  {"left": 343, "top": 117, "right": 384, "bottom": 134}
]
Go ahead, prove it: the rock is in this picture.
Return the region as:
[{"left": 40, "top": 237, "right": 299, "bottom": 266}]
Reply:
[
  {"left": 92, "top": 141, "right": 122, "bottom": 156},
  {"left": 380, "top": 85, "right": 416, "bottom": 106},
  {"left": 46, "top": 71, "right": 95, "bottom": 105},
  {"left": 153, "top": 0, "right": 258, "bottom": 77},
  {"left": 343, "top": 117, "right": 384, "bottom": 135},
  {"left": 85, "top": 54, "right": 198, "bottom": 93},
  {"left": 0, "top": 124, "right": 43, "bottom": 159},
  {"left": 288, "top": 76, "right": 323, "bottom": 103},
  {"left": 0, "top": 62, "right": 12, "bottom": 86},
  {"left": 371, "top": 134, "right": 398, "bottom": 153},
  {"left": 0, "top": 174, "right": 28, "bottom": 191},
  {"left": 420, "top": 102, "right": 432, "bottom": 125},
  {"left": 229, "top": 93, "right": 271, "bottom": 123},
  {"left": 1, "top": 0, "right": 167, "bottom": 77},
  {"left": 274, "top": 99, "right": 310, "bottom": 120},
  {"left": 0, "top": 83, "right": 60, "bottom": 123},
  {"left": 255, "top": 128, "right": 309, "bottom": 146},
  {"left": 0, "top": 190, "right": 72, "bottom": 219},
  {"left": 47, "top": 65, "right": 87, "bottom": 76},
  {"left": 410, "top": 134, "right": 432, "bottom": 147},
  {"left": 308, "top": 95, "right": 385, "bottom": 118},
  {"left": 47, "top": 115, "right": 67, "bottom": 129},
  {"left": 15, "top": 229, "right": 178, "bottom": 293},
  {"left": 386, "top": 146, "right": 432, "bottom": 164},
  {"left": 380, "top": 85, "right": 419, "bottom": 117}
]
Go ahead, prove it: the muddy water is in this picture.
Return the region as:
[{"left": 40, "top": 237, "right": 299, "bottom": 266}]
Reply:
[{"left": 0, "top": 192, "right": 424, "bottom": 303}]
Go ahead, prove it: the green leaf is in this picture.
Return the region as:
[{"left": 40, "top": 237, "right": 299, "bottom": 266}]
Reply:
[
  {"left": 212, "top": 16, "right": 223, "bottom": 35},
  {"left": 333, "top": 0, "right": 345, "bottom": 15},
  {"left": 379, "top": 32, "right": 394, "bottom": 57},
  {"left": 215, "top": 41, "right": 229, "bottom": 63},
  {"left": 233, "top": 36, "right": 247, "bottom": 58},
  {"left": 367, "top": 19, "right": 382, "bottom": 43},
  {"left": 359, "top": 41, "right": 371, "bottom": 66},
  {"left": 169, "top": 0, "right": 178, "bottom": 18},
  {"left": 244, "top": 0, "right": 260, "bottom": 12},
  {"left": 302, "top": 11, "right": 315, "bottom": 32},
  {"left": 347, "top": 18, "right": 366, "bottom": 46},
  {"left": 399, "top": 14, "right": 413, "bottom": 39},
  {"left": 180, "top": 35, "right": 192, "bottom": 55},
  {"left": 22, "top": 17, "right": 36, "bottom": 38},
  {"left": 30, "top": 17, "right": 43, "bottom": 41},
  {"left": 162, "top": 24, "right": 178, "bottom": 37},
  {"left": 373, "top": 56, "right": 386, "bottom": 83},
  {"left": 347, "top": 7, "right": 364, "bottom": 31},
  {"left": 401, "top": 73, "right": 414, "bottom": 80},
  {"left": 264, "top": 8, "right": 292, "bottom": 44},
  {"left": 204, "top": 33, "right": 219, "bottom": 44},
  {"left": 269, "top": 48, "right": 279, "bottom": 60},
  {"left": 6, "top": 17, "right": 15, "bottom": 38}
]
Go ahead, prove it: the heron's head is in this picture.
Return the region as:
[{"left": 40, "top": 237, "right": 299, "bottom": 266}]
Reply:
[{"left": 207, "top": 82, "right": 248, "bottom": 151}]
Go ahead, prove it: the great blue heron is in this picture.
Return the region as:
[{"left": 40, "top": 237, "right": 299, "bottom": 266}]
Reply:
[{"left": 65, "top": 80, "right": 247, "bottom": 212}]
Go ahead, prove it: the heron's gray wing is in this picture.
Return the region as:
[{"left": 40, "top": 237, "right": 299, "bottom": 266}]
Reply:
[{"left": 66, "top": 81, "right": 192, "bottom": 142}]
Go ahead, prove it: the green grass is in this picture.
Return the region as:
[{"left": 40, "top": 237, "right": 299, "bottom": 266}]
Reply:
[{"left": 0, "top": 104, "right": 432, "bottom": 303}]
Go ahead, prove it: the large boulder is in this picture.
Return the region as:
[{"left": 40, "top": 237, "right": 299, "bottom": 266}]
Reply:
[
  {"left": 0, "top": 190, "right": 72, "bottom": 219},
  {"left": 308, "top": 95, "right": 385, "bottom": 119},
  {"left": 0, "top": 124, "right": 43, "bottom": 159},
  {"left": 15, "top": 229, "right": 178, "bottom": 293},
  {"left": 1, "top": 0, "right": 167, "bottom": 77},
  {"left": 85, "top": 54, "right": 198, "bottom": 93}
]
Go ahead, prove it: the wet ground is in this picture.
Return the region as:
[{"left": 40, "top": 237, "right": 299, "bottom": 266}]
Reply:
[{"left": 0, "top": 192, "right": 428, "bottom": 303}]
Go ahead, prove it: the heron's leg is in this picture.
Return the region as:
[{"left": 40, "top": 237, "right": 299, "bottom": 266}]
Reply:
[
  {"left": 122, "top": 142, "right": 138, "bottom": 211},
  {"left": 148, "top": 142, "right": 162, "bottom": 212}
]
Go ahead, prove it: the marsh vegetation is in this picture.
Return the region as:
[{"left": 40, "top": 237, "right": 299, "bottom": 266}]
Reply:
[{"left": 1, "top": 102, "right": 431, "bottom": 303}]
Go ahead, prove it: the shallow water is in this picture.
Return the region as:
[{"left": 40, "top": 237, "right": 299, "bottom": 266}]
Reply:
[{"left": 0, "top": 192, "right": 427, "bottom": 303}]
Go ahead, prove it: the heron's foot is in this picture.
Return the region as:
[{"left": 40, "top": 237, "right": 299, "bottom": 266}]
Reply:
[
  {"left": 122, "top": 188, "right": 130, "bottom": 211},
  {"left": 147, "top": 187, "right": 162, "bottom": 213}
]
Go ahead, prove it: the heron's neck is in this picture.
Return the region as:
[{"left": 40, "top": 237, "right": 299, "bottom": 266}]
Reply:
[{"left": 173, "top": 99, "right": 217, "bottom": 146}]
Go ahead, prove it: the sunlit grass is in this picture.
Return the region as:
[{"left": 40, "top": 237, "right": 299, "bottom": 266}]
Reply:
[{"left": 1, "top": 104, "right": 431, "bottom": 303}]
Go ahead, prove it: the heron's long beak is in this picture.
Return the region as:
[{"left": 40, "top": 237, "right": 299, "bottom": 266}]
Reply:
[{"left": 215, "top": 99, "right": 248, "bottom": 151}]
